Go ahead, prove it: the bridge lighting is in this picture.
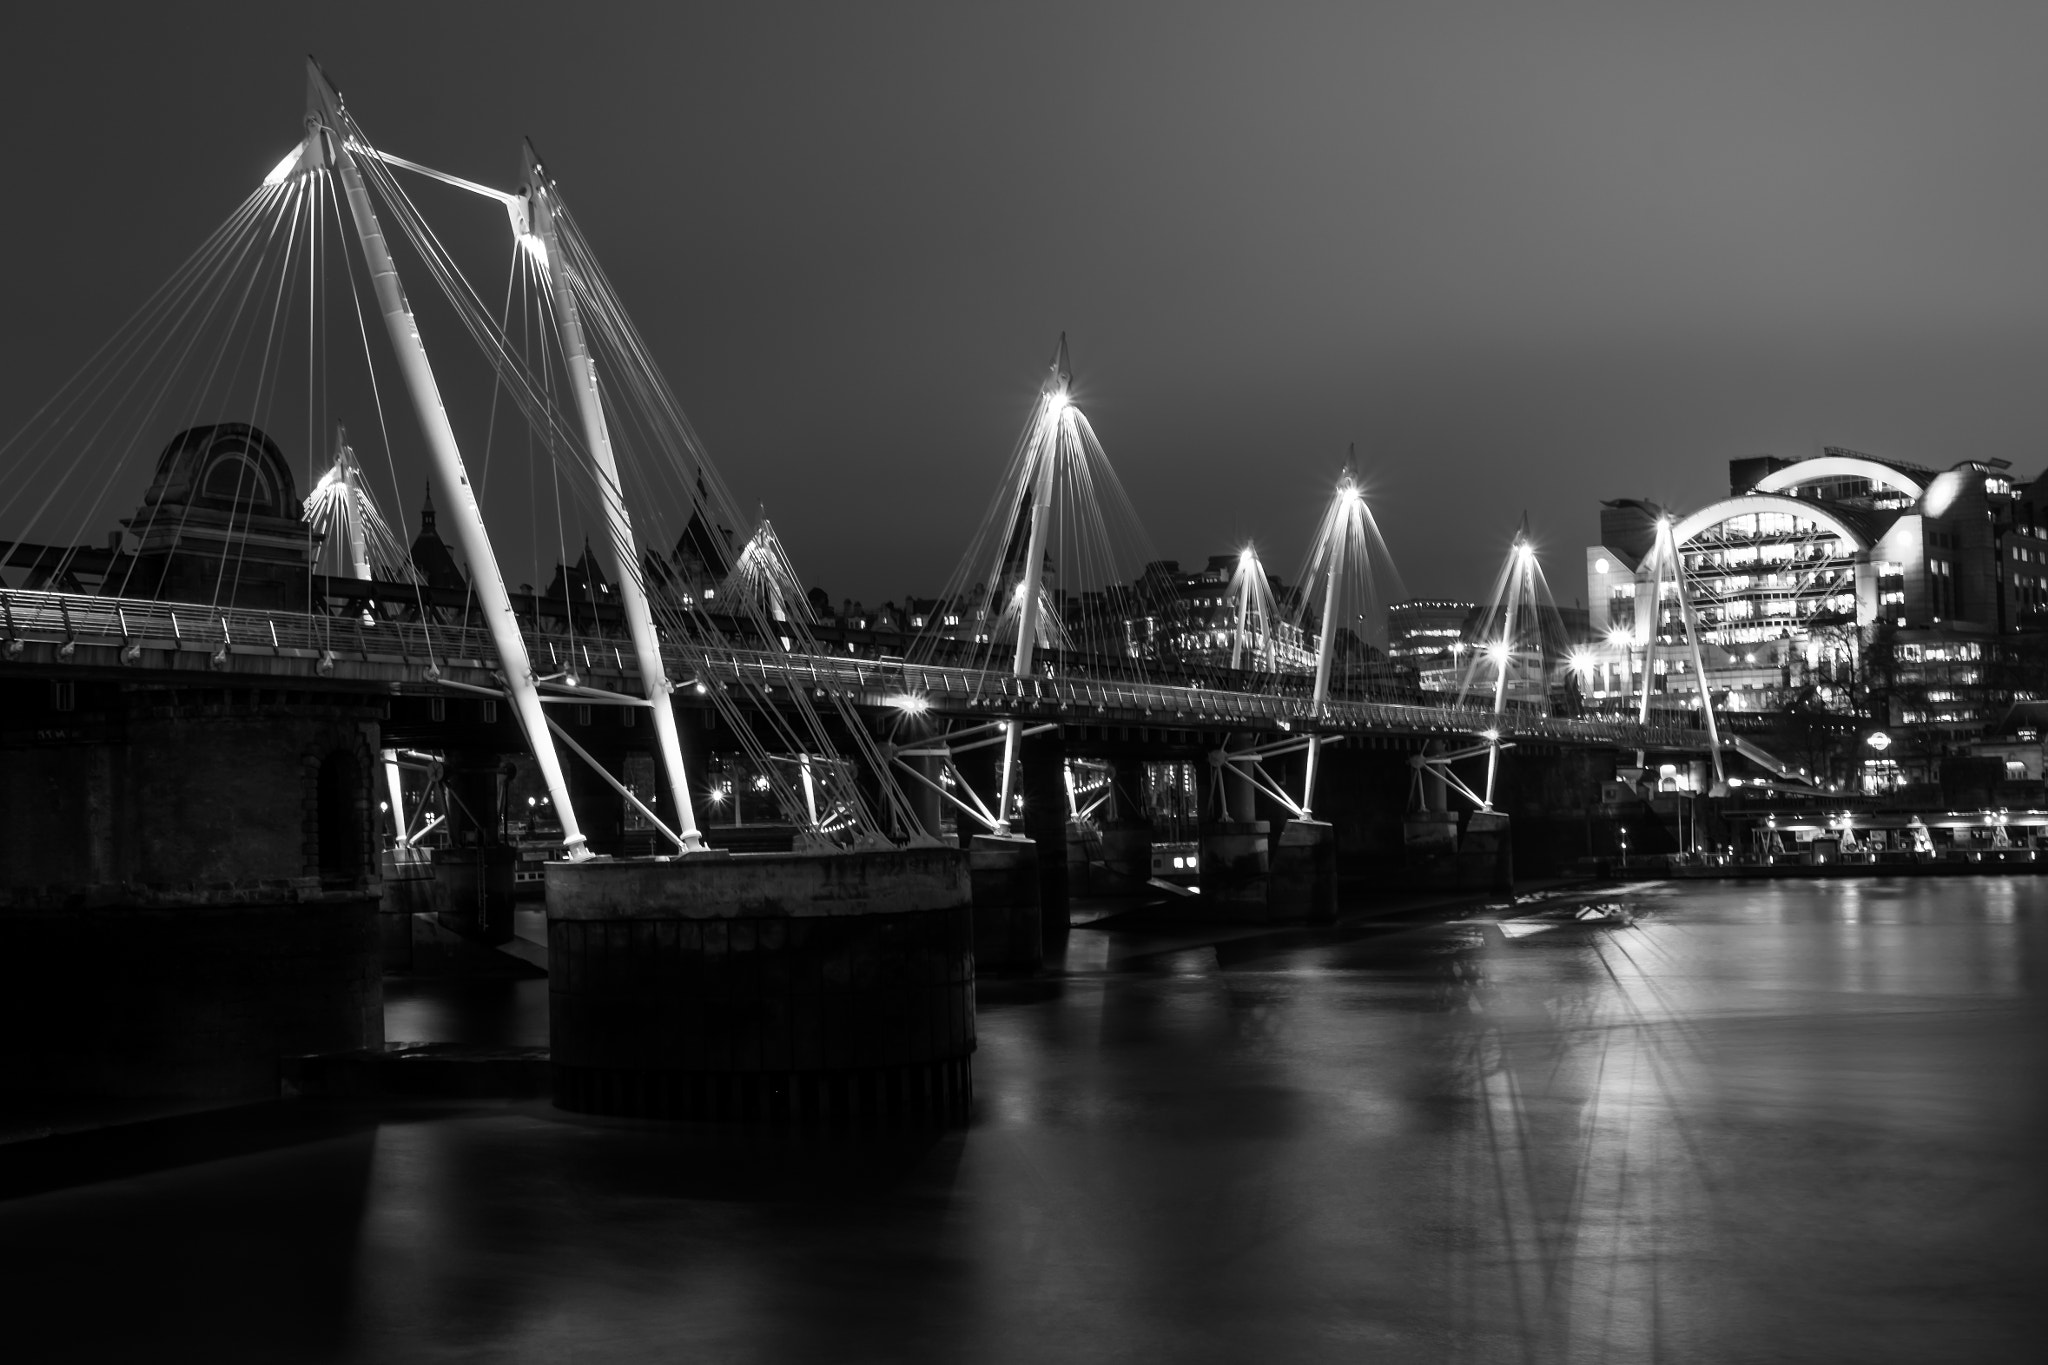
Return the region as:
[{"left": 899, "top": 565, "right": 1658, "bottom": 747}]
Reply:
[
  {"left": 261, "top": 143, "right": 306, "bottom": 187},
  {"left": 1513, "top": 541, "right": 1535, "bottom": 562},
  {"left": 1337, "top": 480, "right": 1362, "bottom": 508},
  {"left": 1481, "top": 728, "right": 1501, "bottom": 743},
  {"left": 1487, "top": 639, "right": 1510, "bottom": 664},
  {"left": 886, "top": 693, "right": 931, "bottom": 715},
  {"left": 1606, "top": 626, "right": 1633, "bottom": 648}
]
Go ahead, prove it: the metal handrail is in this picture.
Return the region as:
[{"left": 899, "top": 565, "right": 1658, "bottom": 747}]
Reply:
[{"left": 0, "top": 586, "right": 1704, "bottom": 750}]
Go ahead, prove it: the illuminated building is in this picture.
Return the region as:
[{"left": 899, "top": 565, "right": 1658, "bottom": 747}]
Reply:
[
  {"left": 1127, "top": 556, "right": 1315, "bottom": 672},
  {"left": 1584, "top": 448, "right": 2047, "bottom": 740},
  {"left": 1387, "top": 600, "right": 1476, "bottom": 666}
]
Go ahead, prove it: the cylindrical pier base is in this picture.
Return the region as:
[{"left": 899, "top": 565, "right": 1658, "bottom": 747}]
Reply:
[
  {"left": 1461, "top": 810, "right": 1515, "bottom": 891},
  {"left": 547, "top": 847, "right": 975, "bottom": 1123},
  {"left": 1268, "top": 818, "right": 1338, "bottom": 922},
  {"left": 969, "top": 833, "right": 1042, "bottom": 973},
  {"left": 1095, "top": 821, "right": 1155, "bottom": 893},
  {"left": 1196, "top": 820, "right": 1270, "bottom": 920},
  {"left": 432, "top": 845, "right": 517, "bottom": 944}
]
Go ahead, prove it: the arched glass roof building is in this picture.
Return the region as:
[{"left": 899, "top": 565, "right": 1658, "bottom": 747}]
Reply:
[{"left": 1584, "top": 448, "right": 2045, "bottom": 734}]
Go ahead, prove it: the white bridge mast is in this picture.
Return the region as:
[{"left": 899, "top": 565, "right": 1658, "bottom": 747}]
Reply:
[
  {"left": 305, "top": 61, "right": 590, "bottom": 857},
  {"left": 521, "top": 145, "right": 705, "bottom": 853},
  {"left": 995, "top": 336, "right": 1071, "bottom": 835},
  {"left": 1299, "top": 472, "right": 1355, "bottom": 818}
]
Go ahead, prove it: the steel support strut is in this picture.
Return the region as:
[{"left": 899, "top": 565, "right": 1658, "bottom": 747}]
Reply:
[
  {"left": 1662, "top": 520, "right": 1728, "bottom": 787},
  {"left": 1301, "top": 481, "right": 1350, "bottom": 818},
  {"left": 522, "top": 145, "right": 704, "bottom": 851},
  {"left": 1484, "top": 546, "right": 1524, "bottom": 810},
  {"left": 306, "top": 60, "right": 589, "bottom": 856}
]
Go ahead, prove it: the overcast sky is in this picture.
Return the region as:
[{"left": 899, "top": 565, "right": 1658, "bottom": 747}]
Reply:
[{"left": 8, "top": 2, "right": 2048, "bottom": 606}]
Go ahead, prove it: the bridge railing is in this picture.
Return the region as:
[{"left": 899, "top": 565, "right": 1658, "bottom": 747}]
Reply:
[
  {"left": 0, "top": 587, "right": 1702, "bottom": 751},
  {"left": 685, "top": 642, "right": 1701, "bottom": 750}
]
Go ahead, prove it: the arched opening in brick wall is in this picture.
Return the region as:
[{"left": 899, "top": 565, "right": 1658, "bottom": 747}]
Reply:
[{"left": 317, "top": 749, "right": 366, "bottom": 886}]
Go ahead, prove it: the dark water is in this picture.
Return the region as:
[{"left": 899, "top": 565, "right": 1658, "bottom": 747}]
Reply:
[{"left": 5, "top": 879, "right": 2045, "bottom": 1363}]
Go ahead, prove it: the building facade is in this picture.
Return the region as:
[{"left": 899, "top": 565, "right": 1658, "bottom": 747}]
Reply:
[
  {"left": 1585, "top": 447, "right": 2048, "bottom": 785},
  {"left": 1386, "top": 599, "right": 1477, "bottom": 692}
]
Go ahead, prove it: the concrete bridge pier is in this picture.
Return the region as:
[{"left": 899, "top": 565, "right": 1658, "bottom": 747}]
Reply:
[
  {"left": 968, "top": 833, "right": 1041, "bottom": 973},
  {"left": 1019, "top": 726, "right": 1070, "bottom": 953},
  {"left": 1093, "top": 757, "right": 1153, "bottom": 893},
  {"left": 1268, "top": 818, "right": 1338, "bottom": 921},
  {"left": 948, "top": 729, "right": 1040, "bottom": 972},
  {"left": 901, "top": 748, "right": 945, "bottom": 843},
  {"left": 1197, "top": 739, "right": 1269, "bottom": 920},
  {"left": 1460, "top": 809, "right": 1515, "bottom": 891},
  {"left": 547, "top": 847, "right": 975, "bottom": 1123},
  {"left": 434, "top": 748, "right": 519, "bottom": 944},
  {"left": 1402, "top": 740, "right": 1461, "bottom": 866},
  {"left": 1250, "top": 745, "right": 1335, "bottom": 923},
  {"left": 0, "top": 680, "right": 385, "bottom": 1101}
]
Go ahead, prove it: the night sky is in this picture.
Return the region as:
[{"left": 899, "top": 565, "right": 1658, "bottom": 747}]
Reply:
[{"left": 8, "top": 2, "right": 2048, "bottom": 608}]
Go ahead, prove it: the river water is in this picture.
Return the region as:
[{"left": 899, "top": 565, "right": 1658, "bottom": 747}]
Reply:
[{"left": 4, "top": 878, "right": 2044, "bottom": 1362}]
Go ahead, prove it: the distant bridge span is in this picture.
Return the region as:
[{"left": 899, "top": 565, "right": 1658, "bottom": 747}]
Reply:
[{"left": 1, "top": 587, "right": 1707, "bottom": 754}]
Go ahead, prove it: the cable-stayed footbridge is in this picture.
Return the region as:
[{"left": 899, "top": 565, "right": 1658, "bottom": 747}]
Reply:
[
  {"left": 0, "top": 58, "right": 1722, "bottom": 1120},
  {"left": 0, "top": 59, "right": 1702, "bottom": 872}
]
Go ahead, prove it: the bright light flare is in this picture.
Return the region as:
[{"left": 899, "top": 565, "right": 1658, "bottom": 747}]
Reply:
[
  {"left": 1606, "top": 626, "right": 1633, "bottom": 648},
  {"left": 1487, "top": 639, "right": 1510, "bottom": 664},
  {"left": 262, "top": 143, "right": 305, "bottom": 187},
  {"left": 886, "top": 693, "right": 931, "bottom": 715}
]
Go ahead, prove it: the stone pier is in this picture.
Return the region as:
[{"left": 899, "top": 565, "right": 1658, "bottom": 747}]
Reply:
[
  {"left": 547, "top": 847, "right": 976, "bottom": 1123},
  {"left": 0, "top": 681, "right": 385, "bottom": 1099}
]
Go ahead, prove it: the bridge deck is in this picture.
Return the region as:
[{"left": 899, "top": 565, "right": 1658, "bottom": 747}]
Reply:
[{"left": 0, "top": 588, "right": 1705, "bottom": 751}]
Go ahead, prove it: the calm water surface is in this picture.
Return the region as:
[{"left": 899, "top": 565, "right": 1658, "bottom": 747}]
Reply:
[{"left": 4, "top": 877, "right": 2044, "bottom": 1363}]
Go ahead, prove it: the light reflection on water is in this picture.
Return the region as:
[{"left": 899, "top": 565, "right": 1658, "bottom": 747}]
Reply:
[{"left": 2, "top": 877, "right": 2043, "bottom": 1362}]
